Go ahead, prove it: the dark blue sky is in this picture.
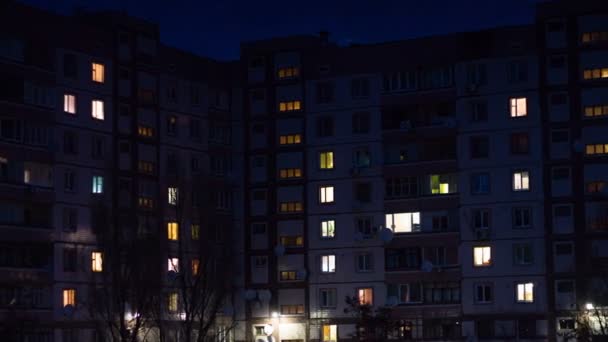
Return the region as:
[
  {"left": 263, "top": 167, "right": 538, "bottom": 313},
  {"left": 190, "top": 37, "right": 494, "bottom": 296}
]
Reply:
[{"left": 23, "top": 0, "right": 545, "bottom": 60}]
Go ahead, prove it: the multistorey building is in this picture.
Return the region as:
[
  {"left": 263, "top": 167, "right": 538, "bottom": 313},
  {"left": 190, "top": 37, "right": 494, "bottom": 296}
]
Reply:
[{"left": 2, "top": 1, "right": 608, "bottom": 342}]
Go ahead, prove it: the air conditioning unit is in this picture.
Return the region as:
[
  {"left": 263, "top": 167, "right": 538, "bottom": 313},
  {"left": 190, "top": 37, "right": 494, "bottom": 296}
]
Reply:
[{"left": 475, "top": 228, "right": 490, "bottom": 240}]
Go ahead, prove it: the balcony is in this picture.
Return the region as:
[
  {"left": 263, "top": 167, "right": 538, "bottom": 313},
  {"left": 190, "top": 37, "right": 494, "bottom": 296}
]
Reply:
[{"left": 385, "top": 174, "right": 458, "bottom": 201}]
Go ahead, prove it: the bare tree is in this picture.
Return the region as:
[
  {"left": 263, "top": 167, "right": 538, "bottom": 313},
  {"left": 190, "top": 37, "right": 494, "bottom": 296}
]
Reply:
[{"left": 344, "top": 295, "right": 400, "bottom": 341}]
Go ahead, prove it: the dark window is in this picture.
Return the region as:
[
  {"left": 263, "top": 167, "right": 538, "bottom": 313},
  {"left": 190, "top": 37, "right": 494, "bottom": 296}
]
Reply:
[
  {"left": 190, "top": 118, "right": 201, "bottom": 139},
  {"left": 63, "top": 53, "right": 78, "bottom": 78},
  {"left": 551, "top": 130, "right": 569, "bottom": 143},
  {"left": 470, "top": 136, "right": 489, "bottom": 159},
  {"left": 518, "top": 319, "right": 536, "bottom": 338},
  {"left": 510, "top": 133, "right": 529, "bottom": 154},
  {"left": 317, "top": 116, "right": 334, "bottom": 137},
  {"left": 469, "top": 101, "right": 488, "bottom": 122},
  {"left": 249, "top": 57, "right": 264, "bottom": 68},
  {"left": 252, "top": 223, "right": 266, "bottom": 234},
  {"left": 547, "top": 21, "right": 565, "bottom": 32},
  {"left": 63, "top": 131, "right": 78, "bottom": 154},
  {"left": 252, "top": 190, "right": 266, "bottom": 201},
  {"left": 554, "top": 205, "right": 572, "bottom": 217},
  {"left": 316, "top": 81, "right": 334, "bottom": 103},
  {"left": 552, "top": 167, "right": 570, "bottom": 180},
  {"left": 471, "top": 173, "right": 490, "bottom": 195},
  {"left": 551, "top": 93, "right": 568, "bottom": 105},
  {"left": 549, "top": 56, "right": 566, "bottom": 68},
  {"left": 251, "top": 89, "right": 265, "bottom": 101},
  {"left": 507, "top": 60, "right": 528, "bottom": 83},
  {"left": 119, "top": 68, "right": 130, "bottom": 80},
  {"left": 557, "top": 281, "right": 574, "bottom": 292},
  {"left": 63, "top": 248, "right": 76, "bottom": 272},
  {"left": 91, "top": 136, "right": 104, "bottom": 159},
  {"left": 555, "top": 243, "right": 573, "bottom": 255},
  {"left": 352, "top": 112, "right": 370, "bottom": 134},
  {"left": 355, "top": 182, "right": 371, "bottom": 202},
  {"left": 432, "top": 215, "right": 449, "bottom": 231},
  {"left": 351, "top": 78, "right": 370, "bottom": 98}
]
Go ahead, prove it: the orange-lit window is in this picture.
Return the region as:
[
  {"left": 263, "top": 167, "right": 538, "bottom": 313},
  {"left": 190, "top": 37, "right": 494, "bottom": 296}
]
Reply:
[
  {"left": 91, "top": 252, "right": 103, "bottom": 272},
  {"left": 585, "top": 143, "right": 608, "bottom": 156},
  {"left": 279, "top": 134, "right": 302, "bottom": 145},
  {"left": 278, "top": 100, "right": 302, "bottom": 112},
  {"left": 322, "top": 324, "right": 337, "bottom": 342},
  {"left": 138, "top": 197, "right": 154, "bottom": 209},
  {"left": 280, "top": 304, "right": 304, "bottom": 315},
  {"left": 63, "top": 288, "right": 76, "bottom": 307},
  {"left": 138, "top": 125, "right": 154, "bottom": 137},
  {"left": 191, "top": 224, "right": 200, "bottom": 240},
  {"left": 509, "top": 97, "right": 527, "bottom": 117},
  {"left": 587, "top": 181, "right": 606, "bottom": 193},
  {"left": 279, "top": 168, "right": 302, "bottom": 179},
  {"left": 138, "top": 161, "right": 154, "bottom": 174},
  {"left": 584, "top": 105, "right": 608, "bottom": 118},
  {"left": 277, "top": 67, "right": 299, "bottom": 79},
  {"left": 280, "top": 235, "right": 303, "bottom": 247},
  {"left": 279, "top": 201, "right": 303, "bottom": 213},
  {"left": 583, "top": 68, "right": 608, "bottom": 80},
  {"left": 167, "top": 222, "right": 179, "bottom": 241},
  {"left": 92, "top": 62, "right": 105, "bottom": 83},
  {"left": 358, "top": 288, "right": 373, "bottom": 305},
  {"left": 581, "top": 31, "right": 608, "bottom": 44},
  {"left": 192, "top": 258, "right": 200, "bottom": 276}
]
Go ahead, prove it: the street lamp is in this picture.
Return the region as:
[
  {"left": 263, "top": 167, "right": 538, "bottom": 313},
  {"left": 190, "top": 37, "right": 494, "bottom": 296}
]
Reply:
[{"left": 586, "top": 302, "right": 595, "bottom": 310}]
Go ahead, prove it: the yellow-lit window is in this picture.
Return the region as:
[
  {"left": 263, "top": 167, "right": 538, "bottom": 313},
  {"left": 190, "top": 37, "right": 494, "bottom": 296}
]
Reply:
[
  {"left": 280, "top": 235, "right": 304, "bottom": 247},
  {"left": 473, "top": 246, "right": 492, "bottom": 267},
  {"left": 92, "top": 62, "right": 105, "bottom": 83},
  {"left": 279, "top": 168, "right": 302, "bottom": 179},
  {"left": 279, "top": 202, "right": 303, "bottom": 213},
  {"left": 279, "top": 134, "right": 302, "bottom": 145},
  {"left": 192, "top": 258, "right": 200, "bottom": 276},
  {"left": 168, "top": 292, "right": 178, "bottom": 312},
  {"left": 92, "top": 100, "right": 104, "bottom": 120},
  {"left": 167, "top": 222, "right": 179, "bottom": 241},
  {"left": 358, "top": 288, "right": 373, "bottom": 305},
  {"left": 168, "top": 187, "right": 178, "bottom": 205},
  {"left": 191, "top": 224, "right": 200, "bottom": 240},
  {"left": 277, "top": 67, "right": 299, "bottom": 79},
  {"left": 63, "top": 288, "right": 76, "bottom": 307},
  {"left": 319, "top": 186, "right": 334, "bottom": 203},
  {"left": 430, "top": 174, "right": 450, "bottom": 194},
  {"left": 585, "top": 143, "right": 608, "bottom": 156},
  {"left": 280, "top": 270, "right": 297, "bottom": 281},
  {"left": 64, "top": 94, "right": 76, "bottom": 114},
  {"left": 510, "top": 97, "right": 527, "bottom": 117},
  {"left": 138, "top": 125, "right": 154, "bottom": 137},
  {"left": 516, "top": 282, "right": 534, "bottom": 303},
  {"left": 278, "top": 100, "right": 302, "bottom": 112},
  {"left": 319, "top": 151, "right": 334, "bottom": 169},
  {"left": 322, "top": 324, "right": 337, "bottom": 342},
  {"left": 91, "top": 252, "right": 103, "bottom": 272},
  {"left": 583, "top": 68, "right": 608, "bottom": 80},
  {"left": 584, "top": 105, "right": 608, "bottom": 118}
]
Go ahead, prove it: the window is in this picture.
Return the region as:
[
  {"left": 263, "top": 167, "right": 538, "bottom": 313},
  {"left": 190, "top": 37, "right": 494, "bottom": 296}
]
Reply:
[
  {"left": 279, "top": 134, "right": 302, "bottom": 145},
  {"left": 584, "top": 104, "right": 608, "bottom": 118},
  {"left": 64, "top": 131, "right": 78, "bottom": 154},
  {"left": 473, "top": 209, "right": 490, "bottom": 231},
  {"left": 167, "top": 222, "right": 178, "bottom": 241},
  {"left": 91, "top": 252, "right": 103, "bottom": 272},
  {"left": 190, "top": 119, "right": 201, "bottom": 139},
  {"left": 319, "top": 151, "right": 334, "bottom": 169},
  {"left": 386, "top": 212, "right": 421, "bottom": 233},
  {"left": 587, "top": 181, "right": 606, "bottom": 193},
  {"left": 387, "top": 283, "right": 422, "bottom": 303},
  {"left": 63, "top": 53, "right": 77, "bottom": 78},
  {"left": 280, "top": 304, "right": 304, "bottom": 315},
  {"left": 64, "top": 94, "right": 76, "bottom": 114},
  {"left": 351, "top": 78, "right": 370, "bottom": 98},
  {"left": 319, "top": 186, "right": 334, "bottom": 204},
  {"left": 138, "top": 125, "right": 154, "bottom": 137},
  {"left": 469, "top": 100, "right": 488, "bottom": 122},
  {"left": 585, "top": 143, "right": 608, "bottom": 155},
  {"left": 319, "top": 288, "right": 337, "bottom": 308},
  {"left": 432, "top": 215, "right": 449, "bottom": 231},
  {"left": 168, "top": 187, "right": 178, "bottom": 205},
  {"left": 138, "top": 161, "right": 154, "bottom": 174},
  {"left": 352, "top": 112, "right": 370, "bottom": 134},
  {"left": 507, "top": 60, "right": 528, "bottom": 83},
  {"left": 321, "top": 255, "right": 336, "bottom": 273},
  {"left": 512, "top": 170, "right": 530, "bottom": 191},
  {"left": 279, "top": 168, "right": 302, "bottom": 179},
  {"left": 583, "top": 68, "right": 608, "bottom": 80},
  {"left": 559, "top": 319, "right": 575, "bottom": 330},
  {"left": 510, "top": 97, "right": 527, "bottom": 117},
  {"left": 63, "top": 207, "right": 78, "bottom": 232},
  {"left": 317, "top": 116, "right": 334, "bottom": 137},
  {"left": 322, "top": 325, "right": 337, "bottom": 342},
  {"left": 63, "top": 248, "right": 76, "bottom": 272},
  {"left": 516, "top": 282, "right": 534, "bottom": 303},
  {"left": 321, "top": 220, "right": 335, "bottom": 238},
  {"left": 513, "top": 207, "right": 532, "bottom": 229},
  {"left": 280, "top": 235, "right": 304, "bottom": 247},
  {"left": 385, "top": 177, "right": 419, "bottom": 198},
  {"left": 316, "top": 81, "right": 334, "bottom": 103},
  {"left": 63, "top": 289, "right": 76, "bottom": 307},
  {"left": 64, "top": 170, "right": 76, "bottom": 192},
  {"left": 551, "top": 92, "right": 568, "bottom": 104},
  {"left": 475, "top": 283, "right": 493, "bottom": 303},
  {"left": 280, "top": 270, "right": 297, "bottom": 281},
  {"left": 553, "top": 167, "right": 570, "bottom": 180},
  {"left": 551, "top": 130, "right": 569, "bottom": 143},
  {"left": 277, "top": 66, "right": 299, "bottom": 79},
  {"left": 168, "top": 292, "right": 178, "bottom": 312},
  {"left": 253, "top": 256, "right": 267, "bottom": 268},
  {"left": 279, "top": 201, "right": 303, "bottom": 213},
  {"left": 581, "top": 31, "right": 608, "bottom": 44},
  {"left": 167, "top": 115, "right": 177, "bottom": 136},
  {"left": 91, "top": 100, "right": 104, "bottom": 120},
  {"left": 358, "top": 288, "right": 373, "bottom": 305},
  {"left": 355, "top": 182, "right": 371, "bottom": 202},
  {"left": 92, "top": 62, "right": 105, "bottom": 83},
  {"left": 356, "top": 217, "right": 373, "bottom": 237},
  {"left": 473, "top": 246, "right": 491, "bottom": 267},
  {"left": 386, "top": 248, "right": 421, "bottom": 270},
  {"left": 191, "top": 258, "right": 200, "bottom": 275},
  {"left": 427, "top": 246, "right": 447, "bottom": 266},
  {"left": 354, "top": 148, "right": 371, "bottom": 168},
  {"left": 471, "top": 173, "right": 490, "bottom": 195},
  {"left": 92, "top": 176, "right": 103, "bottom": 194},
  {"left": 91, "top": 136, "right": 104, "bottom": 159},
  {"left": 278, "top": 100, "right": 301, "bottom": 112},
  {"left": 510, "top": 133, "right": 529, "bottom": 154},
  {"left": 168, "top": 258, "right": 179, "bottom": 272},
  {"left": 191, "top": 224, "right": 200, "bottom": 240},
  {"left": 513, "top": 243, "right": 533, "bottom": 265},
  {"left": 470, "top": 136, "right": 489, "bottom": 158},
  {"left": 466, "top": 63, "right": 487, "bottom": 85},
  {"left": 356, "top": 254, "right": 373, "bottom": 272},
  {"left": 430, "top": 174, "right": 453, "bottom": 194}
]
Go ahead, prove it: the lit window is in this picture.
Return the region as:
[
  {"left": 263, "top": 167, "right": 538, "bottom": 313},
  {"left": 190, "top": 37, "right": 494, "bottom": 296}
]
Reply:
[
  {"left": 583, "top": 68, "right": 608, "bottom": 80},
  {"left": 138, "top": 125, "right": 154, "bottom": 137},
  {"left": 278, "top": 100, "right": 302, "bottom": 112},
  {"left": 358, "top": 288, "right": 373, "bottom": 305},
  {"left": 280, "top": 304, "right": 304, "bottom": 315},
  {"left": 92, "top": 100, "right": 104, "bottom": 120},
  {"left": 192, "top": 258, "right": 200, "bottom": 276},
  {"left": 385, "top": 212, "right": 421, "bottom": 233},
  {"left": 513, "top": 171, "right": 530, "bottom": 191},
  {"left": 64, "top": 94, "right": 76, "bottom": 114},
  {"left": 91, "top": 252, "right": 103, "bottom": 272},
  {"left": 167, "top": 222, "right": 179, "bottom": 241},
  {"left": 516, "top": 282, "right": 534, "bottom": 303},
  {"left": 138, "top": 161, "right": 154, "bottom": 174},
  {"left": 430, "top": 174, "right": 451, "bottom": 194},
  {"left": 168, "top": 292, "right": 178, "bottom": 312},
  {"left": 321, "top": 255, "right": 336, "bottom": 273},
  {"left": 277, "top": 66, "right": 299, "bottom": 79},
  {"left": 321, "top": 220, "right": 335, "bottom": 238},
  {"left": 585, "top": 143, "right": 608, "bottom": 156},
  {"left": 584, "top": 105, "right": 608, "bottom": 118},
  {"left": 319, "top": 151, "right": 334, "bottom": 169},
  {"left": 581, "top": 31, "right": 608, "bottom": 44},
  {"left": 92, "top": 175, "right": 103, "bottom": 194},
  {"left": 63, "top": 288, "right": 76, "bottom": 307},
  {"left": 319, "top": 186, "right": 334, "bottom": 204},
  {"left": 280, "top": 270, "right": 297, "bottom": 281},
  {"left": 92, "top": 62, "right": 105, "bottom": 83},
  {"left": 473, "top": 246, "right": 492, "bottom": 267},
  {"left": 280, "top": 235, "right": 304, "bottom": 247},
  {"left": 587, "top": 181, "right": 607, "bottom": 194},
  {"left": 168, "top": 187, "right": 178, "bottom": 205},
  {"left": 191, "top": 224, "right": 200, "bottom": 240},
  {"left": 279, "top": 134, "right": 302, "bottom": 145},
  {"left": 279, "top": 201, "right": 303, "bottom": 213},
  {"left": 168, "top": 258, "right": 179, "bottom": 272},
  {"left": 322, "top": 324, "right": 337, "bottom": 342},
  {"left": 279, "top": 168, "right": 302, "bottom": 179},
  {"left": 510, "top": 97, "right": 527, "bottom": 117}
]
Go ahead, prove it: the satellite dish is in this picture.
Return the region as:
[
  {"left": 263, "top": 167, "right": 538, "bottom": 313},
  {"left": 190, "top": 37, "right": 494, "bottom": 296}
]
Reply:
[
  {"left": 63, "top": 304, "right": 75, "bottom": 317},
  {"left": 386, "top": 296, "right": 399, "bottom": 307},
  {"left": 274, "top": 244, "right": 285, "bottom": 257},
  {"left": 297, "top": 268, "right": 308, "bottom": 280},
  {"left": 258, "top": 290, "right": 272, "bottom": 302},
  {"left": 421, "top": 260, "right": 434, "bottom": 272},
  {"left": 354, "top": 232, "right": 364, "bottom": 242},
  {"left": 379, "top": 227, "right": 393, "bottom": 243},
  {"left": 244, "top": 289, "right": 257, "bottom": 301},
  {"left": 573, "top": 140, "right": 584, "bottom": 153}
]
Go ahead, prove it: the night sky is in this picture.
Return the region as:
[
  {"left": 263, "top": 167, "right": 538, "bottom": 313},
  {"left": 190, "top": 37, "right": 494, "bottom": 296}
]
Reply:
[{"left": 23, "top": 0, "right": 545, "bottom": 61}]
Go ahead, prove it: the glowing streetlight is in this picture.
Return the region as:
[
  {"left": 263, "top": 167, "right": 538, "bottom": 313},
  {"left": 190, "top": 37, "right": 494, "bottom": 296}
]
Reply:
[{"left": 586, "top": 302, "right": 595, "bottom": 310}]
